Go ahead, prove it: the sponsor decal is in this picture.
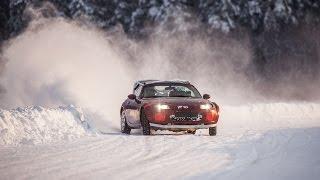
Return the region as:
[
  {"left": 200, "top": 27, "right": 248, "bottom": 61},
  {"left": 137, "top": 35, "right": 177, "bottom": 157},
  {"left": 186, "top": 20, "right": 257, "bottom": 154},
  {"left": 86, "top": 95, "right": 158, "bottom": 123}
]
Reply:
[
  {"left": 177, "top": 105, "right": 189, "bottom": 109},
  {"left": 170, "top": 114, "right": 202, "bottom": 121}
]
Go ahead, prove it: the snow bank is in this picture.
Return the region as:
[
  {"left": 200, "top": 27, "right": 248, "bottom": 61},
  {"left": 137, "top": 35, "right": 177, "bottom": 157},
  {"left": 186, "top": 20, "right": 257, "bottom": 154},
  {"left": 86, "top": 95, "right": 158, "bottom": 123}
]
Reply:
[
  {"left": 220, "top": 102, "right": 320, "bottom": 133},
  {"left": 0, "top": 105, "right": 94, "bottom": 146}
]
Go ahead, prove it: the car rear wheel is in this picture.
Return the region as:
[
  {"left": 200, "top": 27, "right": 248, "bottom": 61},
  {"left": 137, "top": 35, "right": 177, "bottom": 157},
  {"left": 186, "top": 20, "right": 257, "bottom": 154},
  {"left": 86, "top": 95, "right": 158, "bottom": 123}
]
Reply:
[
  {"left": 209, "top": 127, "right": 217, "bottom": 136},
  {"left": 121, "top": 111, "right": 131, "bottom": 134},
  {"left": 140, "top": 109, "right": 151, "bottom": 135}
]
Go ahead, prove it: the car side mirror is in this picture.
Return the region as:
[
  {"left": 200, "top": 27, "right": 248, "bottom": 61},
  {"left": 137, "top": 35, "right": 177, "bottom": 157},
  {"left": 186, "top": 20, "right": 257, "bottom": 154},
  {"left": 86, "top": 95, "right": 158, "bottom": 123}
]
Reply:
[
  {"left": 203, "top": 94, "right": 210, "bottom": 100},
  {"left": 128, "top": 94, "right": 136, "bottom": 100}
]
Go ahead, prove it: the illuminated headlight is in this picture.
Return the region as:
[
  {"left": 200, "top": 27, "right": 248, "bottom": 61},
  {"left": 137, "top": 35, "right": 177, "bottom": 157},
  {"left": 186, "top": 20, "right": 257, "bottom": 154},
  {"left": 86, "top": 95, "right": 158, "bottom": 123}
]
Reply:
[
  {"left": 200, "top": 104, "right": 212, "bottom": 110},
  {"left": 156, "top": 104, "right": 170, "bottom": 110}
]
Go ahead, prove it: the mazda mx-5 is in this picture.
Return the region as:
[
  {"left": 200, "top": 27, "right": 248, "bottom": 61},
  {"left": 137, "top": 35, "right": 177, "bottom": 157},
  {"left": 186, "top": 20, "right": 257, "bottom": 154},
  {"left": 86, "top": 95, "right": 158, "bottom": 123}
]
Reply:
[{"left": 120, "top": 80, "right": 220, "bottom": 136}]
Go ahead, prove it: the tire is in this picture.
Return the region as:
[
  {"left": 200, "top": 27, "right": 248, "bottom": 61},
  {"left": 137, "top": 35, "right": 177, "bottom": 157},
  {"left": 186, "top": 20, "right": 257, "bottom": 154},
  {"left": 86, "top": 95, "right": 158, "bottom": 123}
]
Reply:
[
  {"left": 209, "top": 127, "right": 217, "bottom": 136},
  {"left": 121, "top": 110, "right": 131, "bottom": 134},
  {"left": 140, "top": 109, "right": 151, "bottom": 135},
  {"left": 187, "top": 130, "right": 196, "bottom": 134}
]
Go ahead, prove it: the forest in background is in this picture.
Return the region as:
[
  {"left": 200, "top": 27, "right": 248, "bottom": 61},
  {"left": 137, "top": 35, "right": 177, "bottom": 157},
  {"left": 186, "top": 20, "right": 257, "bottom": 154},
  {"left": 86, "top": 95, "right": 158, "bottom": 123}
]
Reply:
[{"left": 0, "top": 0, "right": 320, "bottom": 101}]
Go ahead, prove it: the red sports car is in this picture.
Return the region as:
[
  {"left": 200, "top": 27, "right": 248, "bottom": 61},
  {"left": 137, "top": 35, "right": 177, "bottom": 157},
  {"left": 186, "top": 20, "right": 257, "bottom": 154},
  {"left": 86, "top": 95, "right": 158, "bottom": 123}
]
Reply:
[{"left": 120, "top": 80, "right": 220, "bottom": 136}]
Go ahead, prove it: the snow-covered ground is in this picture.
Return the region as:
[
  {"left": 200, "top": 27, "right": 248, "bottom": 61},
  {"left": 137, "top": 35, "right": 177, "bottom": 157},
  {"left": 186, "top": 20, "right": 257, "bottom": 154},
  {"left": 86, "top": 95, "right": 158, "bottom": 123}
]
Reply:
[{"left": 0, "top": 103, "right": 320, "bottom": 179}]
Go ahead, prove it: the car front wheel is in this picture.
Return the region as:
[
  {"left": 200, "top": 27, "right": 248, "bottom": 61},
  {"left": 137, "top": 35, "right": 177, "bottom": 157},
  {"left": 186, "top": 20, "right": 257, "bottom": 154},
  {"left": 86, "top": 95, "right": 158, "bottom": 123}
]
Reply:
[
  {"left": 121, "top": 111, "right": 131, "bottom": 134},
  {"left": 140, "top": 109, "right": 151, "bottom": 135},
  {"left": 209, "top": 127, "right": 217, "bottom": 136}
]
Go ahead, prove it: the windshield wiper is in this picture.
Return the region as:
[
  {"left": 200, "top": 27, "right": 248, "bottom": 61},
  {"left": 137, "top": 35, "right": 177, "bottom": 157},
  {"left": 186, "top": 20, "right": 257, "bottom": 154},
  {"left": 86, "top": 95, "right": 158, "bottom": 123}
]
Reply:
[
  {"left": 170, "top": 95, "right": 192, "bottom": 97},
  {"left": 143, "top": 96, "right": 164, "bottom": 98},
  {"left": 144, "top": 95, "right": 192, "bottom": 98}
]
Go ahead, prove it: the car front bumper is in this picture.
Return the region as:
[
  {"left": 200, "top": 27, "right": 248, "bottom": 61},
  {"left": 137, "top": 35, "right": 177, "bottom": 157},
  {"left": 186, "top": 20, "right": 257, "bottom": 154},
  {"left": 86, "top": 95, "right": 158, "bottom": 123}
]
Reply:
[{"left": 149, "top": 123, "right": 216, "bottom": 130}]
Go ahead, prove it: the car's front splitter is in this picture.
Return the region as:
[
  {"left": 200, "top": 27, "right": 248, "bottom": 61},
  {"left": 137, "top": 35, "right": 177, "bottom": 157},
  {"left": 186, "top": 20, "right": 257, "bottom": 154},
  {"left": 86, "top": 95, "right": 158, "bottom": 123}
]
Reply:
[{"left": 149, "top": 123, "right": 216, "bottom": 130}]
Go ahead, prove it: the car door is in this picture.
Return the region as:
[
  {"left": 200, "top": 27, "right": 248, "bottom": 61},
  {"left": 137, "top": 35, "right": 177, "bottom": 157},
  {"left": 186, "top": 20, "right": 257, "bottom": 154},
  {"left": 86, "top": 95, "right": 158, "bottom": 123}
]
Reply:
[{"left": 125, "top": 85, "right": 142, "bottom": 127}]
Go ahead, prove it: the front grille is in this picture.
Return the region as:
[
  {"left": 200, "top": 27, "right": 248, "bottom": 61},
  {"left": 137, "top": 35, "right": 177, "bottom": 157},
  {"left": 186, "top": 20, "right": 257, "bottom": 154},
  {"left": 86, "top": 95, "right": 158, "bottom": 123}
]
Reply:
[{"left": 175, "top": 112, "right": 198, "bottom": 117}]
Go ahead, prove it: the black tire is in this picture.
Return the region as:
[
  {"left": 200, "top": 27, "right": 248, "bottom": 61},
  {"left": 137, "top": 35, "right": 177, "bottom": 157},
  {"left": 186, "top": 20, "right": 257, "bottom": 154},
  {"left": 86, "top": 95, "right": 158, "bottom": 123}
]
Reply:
[
  {"left": 187, "top": 130, "right": 196, "bottom": 134},
  {"left": 140, "top": 109, "right": 151, "bottom": 135},
  {"left": 121, "top": 111, "right": 131, "bottom": 134},
  {"left": 209, "top": 127, "right": 217, "bottom": 136}
]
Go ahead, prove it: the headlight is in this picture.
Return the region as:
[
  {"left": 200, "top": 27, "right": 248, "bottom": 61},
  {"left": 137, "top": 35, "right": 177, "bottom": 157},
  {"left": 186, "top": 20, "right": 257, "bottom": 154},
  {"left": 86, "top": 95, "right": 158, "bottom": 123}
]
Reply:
[
  {"left": 156, "top": 104, "right": 170, "bottom": 110},
  {"left": 200, "top": 104, "right": 212, "bottom": 110}
]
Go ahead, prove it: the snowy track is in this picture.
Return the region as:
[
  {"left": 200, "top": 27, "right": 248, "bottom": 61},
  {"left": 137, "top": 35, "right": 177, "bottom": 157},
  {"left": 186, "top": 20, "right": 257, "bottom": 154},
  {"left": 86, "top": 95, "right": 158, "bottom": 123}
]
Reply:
[{"left": 0, "top": 103, "right": 320, "bottom": 179}]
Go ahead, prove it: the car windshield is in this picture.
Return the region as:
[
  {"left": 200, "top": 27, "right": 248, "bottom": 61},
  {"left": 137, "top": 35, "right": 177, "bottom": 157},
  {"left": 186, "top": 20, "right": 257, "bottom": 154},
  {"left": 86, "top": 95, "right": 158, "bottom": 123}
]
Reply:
[{"left": 141, "top": 84, "right": 202, "bottom": 98}]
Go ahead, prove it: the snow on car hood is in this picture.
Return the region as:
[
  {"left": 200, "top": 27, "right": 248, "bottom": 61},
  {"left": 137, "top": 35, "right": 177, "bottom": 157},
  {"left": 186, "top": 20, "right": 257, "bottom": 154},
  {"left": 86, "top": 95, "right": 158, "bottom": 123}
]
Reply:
[{"left": 0, "top": 105, "right": 95, "bottom": 146}]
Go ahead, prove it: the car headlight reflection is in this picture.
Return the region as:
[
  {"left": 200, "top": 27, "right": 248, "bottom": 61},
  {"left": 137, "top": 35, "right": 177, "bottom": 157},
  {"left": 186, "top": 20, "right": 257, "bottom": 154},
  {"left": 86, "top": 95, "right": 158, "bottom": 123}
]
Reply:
[
  {"left": 156, "top": 104, "right": 170, "bottom": 111},
  {"left": 200, "top": 104, "right": 212, "bottom": 110}
]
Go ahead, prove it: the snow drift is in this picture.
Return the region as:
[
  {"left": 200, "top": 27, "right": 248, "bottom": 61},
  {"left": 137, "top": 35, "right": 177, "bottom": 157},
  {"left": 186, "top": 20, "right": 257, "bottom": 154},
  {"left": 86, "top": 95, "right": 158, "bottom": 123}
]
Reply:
[{"left": 0, "top": 105, "right": 94, "bottom": 146}]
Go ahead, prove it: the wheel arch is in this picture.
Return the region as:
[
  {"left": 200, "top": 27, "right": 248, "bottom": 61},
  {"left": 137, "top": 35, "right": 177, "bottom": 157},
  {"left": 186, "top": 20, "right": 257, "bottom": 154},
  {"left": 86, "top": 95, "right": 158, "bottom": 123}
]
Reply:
[{"left": 120, "top": 106, "right": 124, "bottom": 116}]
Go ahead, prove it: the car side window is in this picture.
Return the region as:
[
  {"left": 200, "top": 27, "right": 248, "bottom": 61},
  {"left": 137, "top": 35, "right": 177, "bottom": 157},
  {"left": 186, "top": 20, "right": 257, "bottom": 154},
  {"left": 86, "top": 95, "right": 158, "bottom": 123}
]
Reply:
[{"left": 134, "top": 85, "right": 143, "bottom": 98}]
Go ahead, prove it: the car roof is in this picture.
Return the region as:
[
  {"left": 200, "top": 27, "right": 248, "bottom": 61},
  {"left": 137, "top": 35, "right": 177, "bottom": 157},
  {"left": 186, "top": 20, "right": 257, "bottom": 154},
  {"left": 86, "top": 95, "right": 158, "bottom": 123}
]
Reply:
[{"left": 133, "top": 79, "right": 190, "bottom": 90}]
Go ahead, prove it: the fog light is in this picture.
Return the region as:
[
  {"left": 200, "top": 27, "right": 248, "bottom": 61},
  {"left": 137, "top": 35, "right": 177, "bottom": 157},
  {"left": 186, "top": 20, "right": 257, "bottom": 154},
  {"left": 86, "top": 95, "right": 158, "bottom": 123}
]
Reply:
[
  {"left": 205, "top": 110, "right": 217, "bottom": 122},
  {"left": 154, "top": 112, "right": 166, "bottom": 122}
]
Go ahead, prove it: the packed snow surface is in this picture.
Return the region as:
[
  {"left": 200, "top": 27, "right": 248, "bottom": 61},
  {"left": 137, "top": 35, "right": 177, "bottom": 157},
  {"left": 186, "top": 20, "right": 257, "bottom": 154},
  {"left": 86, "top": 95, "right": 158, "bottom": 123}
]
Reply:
[{"left": 0, "top": 103, "right": 320, "bottom": 179}]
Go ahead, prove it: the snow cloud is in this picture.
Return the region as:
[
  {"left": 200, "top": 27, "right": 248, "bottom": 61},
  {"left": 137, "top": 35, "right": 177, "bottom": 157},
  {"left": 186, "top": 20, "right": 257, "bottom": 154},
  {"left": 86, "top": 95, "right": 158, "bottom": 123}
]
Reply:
[{"left": 0, "top": 18, "right": 134, "bottom": 129}]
